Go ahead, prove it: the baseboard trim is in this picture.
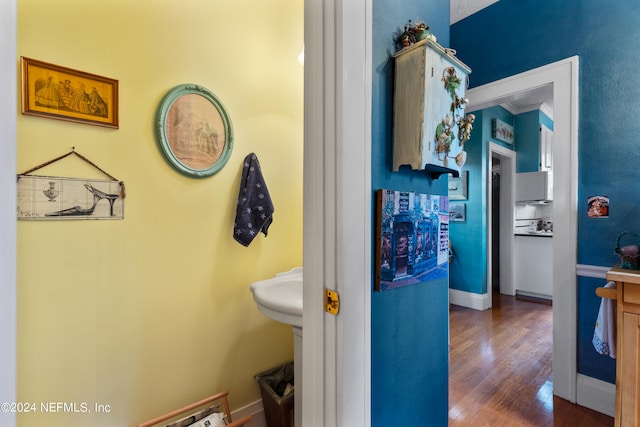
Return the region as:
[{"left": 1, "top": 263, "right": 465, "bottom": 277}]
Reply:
[
  {"left": 232, "top": 399, "right": 266, "bottom": 427},
  {"left": 576, "top": 373, "right": 615, "bottom": 417},
  {"left": 449, "top": 288, "right": 490, "bottom": 311}
]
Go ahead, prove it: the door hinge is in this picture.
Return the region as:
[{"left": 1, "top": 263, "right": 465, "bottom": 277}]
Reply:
[{"left": 325, "top": 288, "right": 340, "bottom": 315}]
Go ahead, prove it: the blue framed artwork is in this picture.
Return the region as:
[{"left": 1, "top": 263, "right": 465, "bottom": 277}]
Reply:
[{"left": 374, "top": 189, "right": 449, "bottom": 291}]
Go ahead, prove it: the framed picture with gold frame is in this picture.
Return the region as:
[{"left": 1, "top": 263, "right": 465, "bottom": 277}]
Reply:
[
  {"left": 20, "top": 57, "right": 119, "bottom": 128},
  {"left": 155, "top": 84, "right": 234, "bottom": 178}
]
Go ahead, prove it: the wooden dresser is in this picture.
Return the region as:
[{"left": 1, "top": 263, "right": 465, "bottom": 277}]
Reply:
[{"left": 606, "top": 266, "right": 640, "bottom": 427}]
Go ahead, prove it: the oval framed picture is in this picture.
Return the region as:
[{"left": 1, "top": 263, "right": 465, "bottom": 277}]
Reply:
[{"left": 155, "top": 84, "right": 233, "bottom": 178}]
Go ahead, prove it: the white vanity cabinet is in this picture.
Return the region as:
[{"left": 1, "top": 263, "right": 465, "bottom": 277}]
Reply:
[{"left": 392, "top": 38, "right": 471, "bottom": 177}]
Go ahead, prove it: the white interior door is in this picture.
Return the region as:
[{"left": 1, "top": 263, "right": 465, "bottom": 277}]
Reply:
[
  {"left": 302, "top": 0, "right": 372, "bottom": 426},
  {"left": 0, "top": 1, "right": 17, "bottom": 426}
]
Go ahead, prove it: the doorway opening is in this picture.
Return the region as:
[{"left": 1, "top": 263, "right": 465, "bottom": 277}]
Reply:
[
  {"left": 487, "top": 142, "right": 516, "bottom": 304},
  {"left": 465, "top": 56, "right": 579, "bottom": 402},
  {"left": 491, "top": 156, "right": 501, "bottom": 294}
]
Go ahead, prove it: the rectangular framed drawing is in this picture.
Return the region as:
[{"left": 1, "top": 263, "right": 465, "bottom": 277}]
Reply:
[
  {"left": 21, "top": 57, "right": 119, "bottom": 128},
  {"left": 449, "top": 203, "right": 466, "bottom": 222},
  {"left": 448, "top": 170, "right": 468, "bottom": 200},
  {"left": 491, "top": 118, "right": 514, "bottom": 144},
  {"left": 374, "top": 189, "right": 449, "bottom": 292},
  {"left": 17, "top": 175, "right": 124, "bottom": 220}
]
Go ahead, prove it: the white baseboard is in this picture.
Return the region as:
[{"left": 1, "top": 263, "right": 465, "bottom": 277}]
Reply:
[
  {"left": 449, "top": 288, "right": 491, "bottom": 311},
  {"left": 232, "top": 399, "right": 266, "bottom": 427},
  {"left": 576, "top": 373, "right": 615, "bottom": 417}
]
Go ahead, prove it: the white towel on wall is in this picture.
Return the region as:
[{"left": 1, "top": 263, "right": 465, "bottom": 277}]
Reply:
[{"left": 592, "top": 281, "right": 616, "bottom": 359}]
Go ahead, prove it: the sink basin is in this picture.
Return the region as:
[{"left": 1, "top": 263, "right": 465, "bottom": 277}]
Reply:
[
  {"left": 250, "top": 267, "right": 303, "bottom": 328},
  {"left": 250, "top": 267, "right": 303, "bottom": 427}
]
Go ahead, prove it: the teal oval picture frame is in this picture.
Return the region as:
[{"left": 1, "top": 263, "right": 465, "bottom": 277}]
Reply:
[{"left": 155, "top": 84, "right": 233, "bottom": 178}]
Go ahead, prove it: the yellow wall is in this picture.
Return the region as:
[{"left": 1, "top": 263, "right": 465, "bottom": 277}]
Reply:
[{"left": 16, "top": 1, "right": 303, "bottom": 426}]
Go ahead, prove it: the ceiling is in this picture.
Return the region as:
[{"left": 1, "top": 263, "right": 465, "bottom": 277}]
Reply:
[
  {"left": 450, "top": 0, "right": 499, "bottom": 24},
  {"left": 450, "top": 0, "right": 554, "bottom": 116},
  {"left": 467, "top": 84, "right": 554, "bottom": 117}
]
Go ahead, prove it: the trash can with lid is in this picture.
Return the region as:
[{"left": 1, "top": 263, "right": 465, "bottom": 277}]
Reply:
[{"left": 255, "top": 361, "right": 294, "bottom": 427}]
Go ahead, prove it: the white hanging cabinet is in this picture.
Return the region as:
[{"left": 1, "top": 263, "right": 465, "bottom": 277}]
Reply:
[{"left": 392, "top": 38, "right": 472, "bottom": 178}]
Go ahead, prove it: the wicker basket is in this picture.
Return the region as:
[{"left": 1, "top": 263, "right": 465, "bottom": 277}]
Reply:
[{"left": 614, "top": 231, "right": 640, "bottom": 269}]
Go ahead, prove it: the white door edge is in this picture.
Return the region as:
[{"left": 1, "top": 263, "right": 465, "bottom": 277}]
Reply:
[{"left": 303, "top": 1, "right": 372, "bottom": 426}]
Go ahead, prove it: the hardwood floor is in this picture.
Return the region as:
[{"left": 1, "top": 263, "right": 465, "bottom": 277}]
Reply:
[{"left": 449, "top": 293, "right": 614, "bottom": 426}]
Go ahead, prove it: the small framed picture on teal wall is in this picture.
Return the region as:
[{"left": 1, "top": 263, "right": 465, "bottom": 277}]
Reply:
[
  {"left": 448, "top": 170, "right": 468, "bottom": 200},
  {"left": 492, "top": 118, "right": 514, "bottom": 144},
  {"left": 449, "top": 203, "right": 466, "bottom": 222}
]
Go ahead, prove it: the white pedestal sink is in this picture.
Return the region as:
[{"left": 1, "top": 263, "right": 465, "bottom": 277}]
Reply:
[{"left": 250, "top": 267, "right": 302, "bottom": 427}]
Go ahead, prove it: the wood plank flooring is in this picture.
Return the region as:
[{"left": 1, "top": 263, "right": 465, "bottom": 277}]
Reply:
[{"left": 449, "top": 293, "right": 614, "bottom": 427}]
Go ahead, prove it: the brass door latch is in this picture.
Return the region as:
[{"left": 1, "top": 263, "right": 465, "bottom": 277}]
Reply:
[{"left": 325, "top": 288, "right": 339, "bottom": 315}]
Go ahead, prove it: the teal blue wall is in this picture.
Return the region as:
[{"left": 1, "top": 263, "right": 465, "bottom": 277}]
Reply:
[
  {"left": 372, "top": 0, "right": 451, "bottom": 425},
  {"left": 515, "top": 110, "right": 553, "bottom": 172},
  {"left": 451, "top": 0, "right": 640, "bottom": 385},
  {"left": 449, "top": 109, "right": 485, "bottom": 294},
  {"left": 515, "top": 111, "right": 541, "bottom": 172}
]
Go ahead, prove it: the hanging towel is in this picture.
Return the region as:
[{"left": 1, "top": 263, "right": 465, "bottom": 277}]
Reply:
[
  {"left": 592, "top": 281, "right": 617, "bottom": 359},
  {"left": 233, "top": 153, "right": 274, "bottom": 247}
]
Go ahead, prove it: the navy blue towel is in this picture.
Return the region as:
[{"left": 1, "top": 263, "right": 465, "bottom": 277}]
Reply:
[{"left": 233, "top": 153, "right": 274, "bottom": 246}]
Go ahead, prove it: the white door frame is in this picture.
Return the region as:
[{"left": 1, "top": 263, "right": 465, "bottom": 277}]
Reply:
[
  {"left": 487, "top": 142, "right": 516, "bottom": 304},
  {"left": 302, "top": 0, "right": 372, "bottom": 426},
  {"left": 0, "top": 1, "right": 17, "bottom": 426},
  {"left": 466, "top": 56, "right": 580, "bottom": 402}
]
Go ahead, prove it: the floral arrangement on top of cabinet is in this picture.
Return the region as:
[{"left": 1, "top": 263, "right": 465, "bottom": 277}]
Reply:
[{"left": 392, "top": 19, "right": 475, "bottom": 178}]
